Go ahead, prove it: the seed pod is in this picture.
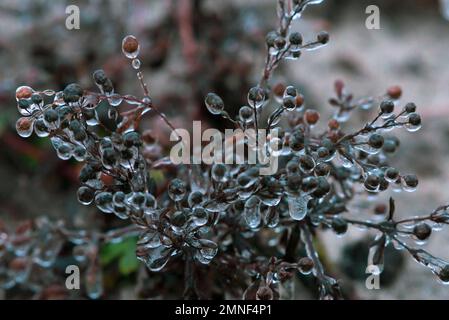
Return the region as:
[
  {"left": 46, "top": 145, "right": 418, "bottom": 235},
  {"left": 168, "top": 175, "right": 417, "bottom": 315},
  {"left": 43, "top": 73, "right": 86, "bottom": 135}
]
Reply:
[
  {"left": 297, "top": 257, "right": 314, "bottom": 275},
  {"left": 205, "top": 93, "right": 225, "bottom": 115},
  {"left": 380, "top": 100, "right": 394, "bottom": 114},
  {"left": 405, "top": 102, "right": 417, "bottom": 113},
  {"left": 304, "top": 109, "right": 320, "bottom": 125},
  {"left": 413, "top": 223, "right": 432, "bottom": 241},
  {"left": 168, "top": 179, "right": 187, "bottom": 202},
  {"left": 387, "top": 85, "right": 402, "bottom": 99},
  {"left": 317, "top": 31, "right": 329, "bottom": 44},
  {"left": 331, "top": 217, "right": 348, "bottom": 235},
  {"left": 408, "top": 113, "right": 421, "bottom": 126},
  {"left": 368, "top": 134, "right": 384, "bottom": 149},
  {"left": 289, "top": 32, "right": 303, "bottom": 45},
  {"left": 403, "top": 174, "right": 418, "bottom": 188}
]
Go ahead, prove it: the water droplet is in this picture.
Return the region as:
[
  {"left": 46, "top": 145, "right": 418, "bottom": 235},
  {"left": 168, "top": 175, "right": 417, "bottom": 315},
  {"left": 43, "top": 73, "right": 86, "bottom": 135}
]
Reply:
[
  {"left": 15, "top": 86, "right": 34, "bottom": 101},
  {"left": 95, "top": 192, "right": 114, "bottom": 213},
  {"left": 211, "top": 163, "right": 228, "bottom": 183},
  {"left": 358, "top": 97, "right": 375, "bottom": 110},
  {"left": 244, "top": 196, "right": 261, "bottom": 229},
  {"left": 168, "top": 179, "right": 187, "bottom": 202},
  {"left": 15, "top": 117, "right": 34, "bottom": 138},
  {"left": 239, "top": 106, "right": 254, "bottom": 124},
  {"left": 247, "top": 87, "right": 265, "bottom": 110},
  {"left": 107, "top": 93, "right": 123, "bottom": 107},
  {"left": 192, "top": 207, "right": 209, "bottom": 226},
  {"left": 33, "top": 238, "right": 63, "bottom": 268},
  {"left": 73, "top": 245, "right": 88, "bottom": 263},
  {"left": 205, "top": 93, "right": 225, "bottom": 115},
  {"left": 122, "top": 35, "right": 140, "bottom": 59},
  {"left": 405, "top": 122, "right": 422, "bottom": 132},
  {"left": 56, "top": 143, "right": 74, "bottom": 160},
  {"left": 132, "top": 58, "right": 141, "bottom": 69},
  {"left": 288, "top": 194, "right": 310, "bottom": 221},
  {"left": 333, "top": 109, "right": 350, "bottom": 122},
  {"left": 34, "top": 118, "right": 50, "bottom": 137},
  {"left": 138, "top": 230, "right": 161, "bottom": 249},
  {"left": 195, "top": 239, "right": 218, "bottom": 264},
  {"left": 137, "top": 246, "right": 172, "bottom": 272},
  {"left": 73, "top": 145, "right": 87, "bottom": 161},
  {"left": 262, "top": 205, "right": 279, "bottom": 228}
]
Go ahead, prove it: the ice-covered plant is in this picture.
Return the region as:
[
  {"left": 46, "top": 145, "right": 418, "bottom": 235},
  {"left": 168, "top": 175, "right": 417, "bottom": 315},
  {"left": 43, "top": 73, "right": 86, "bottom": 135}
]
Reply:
[{"left": 8, "top": 0, "right": 449, "bottom": 299}]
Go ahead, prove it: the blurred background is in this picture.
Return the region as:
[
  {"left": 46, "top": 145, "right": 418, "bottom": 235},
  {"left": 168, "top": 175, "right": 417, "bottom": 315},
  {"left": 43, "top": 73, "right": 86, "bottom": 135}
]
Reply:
[{"left": 0, "top": 0, "right": 449, "bottom": 299}]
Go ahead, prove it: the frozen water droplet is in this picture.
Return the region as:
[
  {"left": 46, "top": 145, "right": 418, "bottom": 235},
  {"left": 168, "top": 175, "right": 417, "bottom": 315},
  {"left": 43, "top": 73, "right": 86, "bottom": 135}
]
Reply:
[
  {"left": 73, "top": 245, "right": 88, "bottom": 263},
  {"left": 333, "top": 109, "right": 350, "bottom": 122},
  {"left": 73, "top": 145, "right": 87, "bottom": 161},
  {"left": 288, "top": 194, "right": 310, "bottom": 221},
  {"left": 244, "top": 196, "right": 261, "bottom": 229},
  {"left": 34, "top": 118, "right": 49, "bottom": 137},
  {"left": 56, "top": 143, "right": 74, "bottom": 160},
  {"left": 122, "top": 35, "right": 140, "bottom": 59},
  {"left": 107, "top": 93, "right": 123, "bottom": 107},
  {"left": 15, "top": 86, "right": 34, "bottom": 101},
  {"left": 358, "top": 97, "right": 375, "bottom": 110},
  {"left": 205, "top": 93, "right": 225, "bottom": 115},
  {"left": 33, "top": 238, "right": 63, "bottom": 268},
  {"left": 132, "top": 58, "right": 141, "bottom": 69},
  {"left": 138, "top": 246, "right": 172, "bottom": 272},
  {"left": 195, "top": 239, "right": 218, "bottom": 264},
  {"left": 239, "top": 106, "right": 254, "bottom": 124},
  {"left": 136, "top": 71, "right": 143, "bottom": 80},
  {"left": 405, "top": 122, "right": 422, "bottom": 132},
  {"left": 95, "top": 192, "right": 114, "bottom": 213},
  {"left": 16, "top": 117, "right": 34, "bottom": 138},
  {"left": 138, "top": 231, "right": 162, "bottom": 249},
  {"left": 192, "top": 207, "right": 209, "bottom": 226},
  {"left": 247, "top": 87, "right": 265, "bottom": 110},
  {"left": 262, "top": 205, "right": 279, "bottom": 228}
]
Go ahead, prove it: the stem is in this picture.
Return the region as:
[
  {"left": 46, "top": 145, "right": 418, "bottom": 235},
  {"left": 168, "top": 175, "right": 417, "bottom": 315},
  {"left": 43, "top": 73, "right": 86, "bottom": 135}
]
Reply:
[{"left": 300, "top": 223, "right": 342, "bottom": 299}]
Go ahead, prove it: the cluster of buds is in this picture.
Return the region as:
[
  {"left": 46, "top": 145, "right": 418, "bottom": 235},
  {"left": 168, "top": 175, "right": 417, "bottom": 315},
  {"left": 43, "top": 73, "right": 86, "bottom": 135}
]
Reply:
[{"left": 11, "top": 0, "right": 449, "bottom": 299}]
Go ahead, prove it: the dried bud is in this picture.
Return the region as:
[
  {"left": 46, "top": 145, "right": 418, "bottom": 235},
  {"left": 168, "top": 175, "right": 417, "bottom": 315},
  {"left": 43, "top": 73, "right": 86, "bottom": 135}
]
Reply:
[
  {"left": 387, "top": 85, "right": 402, "bottom": 99},
  {"left": 317, "top": 31, "right": 329, "bottom": 44},
  {"left": 289, "top": 32, "right": 303, "bottom": 45},
  {"left": 331, "top": 217, "right": 348, "bottom": 235},
  {"left": 413, "top": 223, "right": 432, "bottom": 241},
  {"left": 368, "top": 134, "right": 384, "bottom": 149},
  {"left": 408, "top": 113, "right": 421, "bottom": 126},
  {"left": 298, "top": 257, "right": 314, "bottom": 274},
  {"left": 328, "top": 119, "right": 340, "bottom": 130},
  {"left": 380, "top": 100, "right": 395, "bottom": 114},
  {"left": 405, "top": 102, "right": 417, "bottom": 113},
  {"left": 374, "top": 203, "right": 387, "bottom": 215},
  {"left": 304, "top": 109, "right": 320, "bottom": 125}
]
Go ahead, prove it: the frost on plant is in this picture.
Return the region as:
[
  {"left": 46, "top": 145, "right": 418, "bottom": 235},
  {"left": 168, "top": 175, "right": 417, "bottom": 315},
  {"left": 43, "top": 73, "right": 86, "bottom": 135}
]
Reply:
[{"left": 6, "top": 0, "right": 449, "bottom": 299}]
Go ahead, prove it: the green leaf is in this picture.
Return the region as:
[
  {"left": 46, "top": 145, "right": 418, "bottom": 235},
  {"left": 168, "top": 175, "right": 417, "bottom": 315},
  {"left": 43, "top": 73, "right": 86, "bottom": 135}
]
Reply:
[
  {"left": 100, "top": 236, "right": 139, "bottom": 275},
  {"left": 119, "top": 248, "right": 140, "bottom": 276}
]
